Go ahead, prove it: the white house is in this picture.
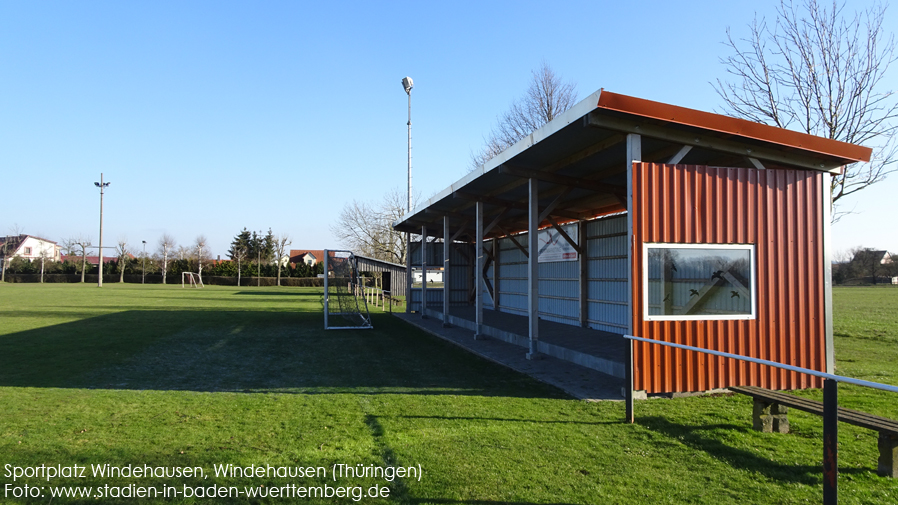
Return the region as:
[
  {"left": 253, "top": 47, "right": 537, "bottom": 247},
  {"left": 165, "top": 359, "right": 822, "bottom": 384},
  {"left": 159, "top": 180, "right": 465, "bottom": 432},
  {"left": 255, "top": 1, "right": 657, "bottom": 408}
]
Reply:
[
  {"left": 289, "top": 249, "right": 325, "bottom": 266},
  {"left": 0, "top": 235, "right": 61, "bottom": 262}
]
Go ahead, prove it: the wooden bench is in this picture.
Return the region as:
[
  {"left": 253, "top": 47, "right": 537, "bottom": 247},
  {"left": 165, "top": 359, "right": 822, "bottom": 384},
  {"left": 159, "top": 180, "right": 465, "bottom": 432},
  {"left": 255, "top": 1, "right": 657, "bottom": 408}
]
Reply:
[{"left": 730, "top": 385, "right": 898, "bottom": 478}]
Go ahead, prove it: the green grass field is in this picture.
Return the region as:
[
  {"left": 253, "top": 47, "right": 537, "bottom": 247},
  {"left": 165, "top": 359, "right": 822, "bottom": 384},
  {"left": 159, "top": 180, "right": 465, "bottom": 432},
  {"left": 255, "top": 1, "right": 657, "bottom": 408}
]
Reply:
[{"left": 1, "top": 284, "right": 897, "bottom": 504}]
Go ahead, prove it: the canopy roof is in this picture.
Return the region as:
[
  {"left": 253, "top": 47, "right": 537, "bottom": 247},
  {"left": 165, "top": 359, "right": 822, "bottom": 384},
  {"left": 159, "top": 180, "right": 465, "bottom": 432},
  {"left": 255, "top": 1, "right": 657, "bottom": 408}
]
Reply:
[{"left": 393, "top": 89, "right": 871, "bottom": 239}]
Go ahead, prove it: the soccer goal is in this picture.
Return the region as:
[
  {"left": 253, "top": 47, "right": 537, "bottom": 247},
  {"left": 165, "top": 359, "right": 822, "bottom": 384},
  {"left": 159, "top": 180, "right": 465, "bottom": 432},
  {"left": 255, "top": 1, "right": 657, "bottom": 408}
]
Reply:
[
  {"left": 181, "top": 272, "right": 204, "bottom": 288},
  {"left": 323, "top": 250, "right": 373, "bottom": 330}
]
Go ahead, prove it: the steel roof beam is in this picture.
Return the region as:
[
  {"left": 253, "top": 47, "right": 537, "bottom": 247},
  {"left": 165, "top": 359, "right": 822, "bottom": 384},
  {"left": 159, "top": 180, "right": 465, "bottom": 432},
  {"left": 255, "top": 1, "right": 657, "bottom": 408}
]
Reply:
[
  {"left": 667, "top": 145, "right": 693, "bottom": 165},
  {"left": 545, "top": 216, "right": 583, "bottom": 255},
  {"left": 452, "top": 191, "right": 581, "bottom": 220},
  {"left": 587, "top": 111, "right": 843, "bottom": 172},
  {"left": 538, "top": 188, "right": 573, "bottom": 223},
  {"left": 499, "top": 164, "right": 627, "bottom": 197}
]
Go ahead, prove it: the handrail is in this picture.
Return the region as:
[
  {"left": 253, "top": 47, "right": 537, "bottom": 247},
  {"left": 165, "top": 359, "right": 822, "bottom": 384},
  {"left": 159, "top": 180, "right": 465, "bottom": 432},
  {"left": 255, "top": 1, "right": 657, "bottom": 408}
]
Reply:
[
  {"left": 623, "top": 333, "right": 898, "bottom": 503},
  {"left": 623, "top": 335, "right": 898, "bottom": 393}
]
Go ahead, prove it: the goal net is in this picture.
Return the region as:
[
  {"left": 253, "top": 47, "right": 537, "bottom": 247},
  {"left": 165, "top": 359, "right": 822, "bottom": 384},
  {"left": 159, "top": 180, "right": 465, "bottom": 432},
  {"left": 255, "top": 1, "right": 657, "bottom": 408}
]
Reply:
[
  {"left": 323, "top": 250, "right": 372, "bottom": 330},
  {"left": 181, "top": 272, "right": 204, "bottom": 288}
]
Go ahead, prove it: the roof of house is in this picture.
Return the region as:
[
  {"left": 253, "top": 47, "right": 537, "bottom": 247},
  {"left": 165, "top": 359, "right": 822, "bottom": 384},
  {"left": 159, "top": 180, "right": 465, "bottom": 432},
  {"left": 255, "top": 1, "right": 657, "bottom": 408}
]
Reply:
[
  {"left": 1, "top": 234, "right": 58, "bottom": 251},
  {"left": 289, "top": 249, "right": 325, "bottom": 262},
  {"left": 851, "top": 250, "right": 891, "bottom": 264},
  {"left": 60, "top": 255, "right": 131, "bottom": 265},
  {"left": 393, "top": 89, "right": 873, "bottom": 237}
]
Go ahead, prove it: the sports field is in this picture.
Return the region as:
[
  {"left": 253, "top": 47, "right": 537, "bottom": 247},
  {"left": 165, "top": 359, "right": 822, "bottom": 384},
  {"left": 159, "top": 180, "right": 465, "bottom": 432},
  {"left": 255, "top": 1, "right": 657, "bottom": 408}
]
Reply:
[{"left": 1, "top": 283, "right": 896, "bottom": 503}]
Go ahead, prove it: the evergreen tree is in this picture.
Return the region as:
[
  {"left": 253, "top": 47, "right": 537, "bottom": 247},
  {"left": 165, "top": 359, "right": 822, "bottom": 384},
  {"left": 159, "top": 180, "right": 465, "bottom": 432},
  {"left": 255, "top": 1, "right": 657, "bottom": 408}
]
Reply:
[{"left": 228, "top": 228, "right": 253, "bottom": 260}]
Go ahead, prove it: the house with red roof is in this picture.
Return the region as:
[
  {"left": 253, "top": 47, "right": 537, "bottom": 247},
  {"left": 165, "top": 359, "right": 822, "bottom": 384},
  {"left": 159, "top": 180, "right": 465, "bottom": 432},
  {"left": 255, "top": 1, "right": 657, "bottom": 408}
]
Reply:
[{"left": 289, "top": 249, "right": 325, "bottom": 266}]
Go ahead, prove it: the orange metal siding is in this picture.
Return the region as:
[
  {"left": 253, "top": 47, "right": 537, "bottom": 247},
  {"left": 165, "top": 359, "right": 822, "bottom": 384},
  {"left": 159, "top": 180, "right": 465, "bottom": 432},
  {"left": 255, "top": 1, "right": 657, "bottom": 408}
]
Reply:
[{"left": 631, "top": 163, "right": 826, "bottom": 393}]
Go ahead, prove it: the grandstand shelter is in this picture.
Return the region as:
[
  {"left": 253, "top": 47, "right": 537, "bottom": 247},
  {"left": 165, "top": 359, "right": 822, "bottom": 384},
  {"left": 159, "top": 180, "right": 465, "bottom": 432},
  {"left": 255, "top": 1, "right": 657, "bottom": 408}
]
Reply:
[
  {"left": 392, "top": 89, "right": 871, "bottom": 395},
  {"left": 355, "top": 254, "right": 407, "bottom": 298}
]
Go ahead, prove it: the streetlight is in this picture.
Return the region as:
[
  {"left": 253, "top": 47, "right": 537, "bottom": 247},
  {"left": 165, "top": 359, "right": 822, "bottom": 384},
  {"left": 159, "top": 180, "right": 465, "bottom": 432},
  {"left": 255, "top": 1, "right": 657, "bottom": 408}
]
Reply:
[
  {"left": 142, "top": 240, "right": 147, "bottom": 284},
  {"left": 401, "top": 76, "right": 413, "bottom": 213},
  {"left": 94, "top": 174, "right": 110, "bottom": 287},
  {"left": 402, "top": 77, "right": 414, "bottom": 314},
  {"left": 257, "top": 230, "right": 262, "bottom": 287}
]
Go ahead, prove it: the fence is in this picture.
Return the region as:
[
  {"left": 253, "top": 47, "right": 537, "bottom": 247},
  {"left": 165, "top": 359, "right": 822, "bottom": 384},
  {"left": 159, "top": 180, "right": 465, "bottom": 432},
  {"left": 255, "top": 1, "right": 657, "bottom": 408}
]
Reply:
[{"left": 2, "top": 274, "right": 326, "bottom": 287}]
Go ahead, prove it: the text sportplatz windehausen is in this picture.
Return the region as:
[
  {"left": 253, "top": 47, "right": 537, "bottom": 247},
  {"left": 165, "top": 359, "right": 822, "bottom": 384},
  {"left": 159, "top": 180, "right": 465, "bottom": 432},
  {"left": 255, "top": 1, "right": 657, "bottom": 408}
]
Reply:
[{"left": 4, "top": 462, "right": 422, "bottom": 501}]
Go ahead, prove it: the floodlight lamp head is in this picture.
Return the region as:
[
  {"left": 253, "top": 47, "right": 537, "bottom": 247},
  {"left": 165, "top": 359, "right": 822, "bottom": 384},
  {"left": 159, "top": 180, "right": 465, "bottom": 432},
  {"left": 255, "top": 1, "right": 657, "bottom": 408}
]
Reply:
[{"left": 402, "top": 76, "right": 413, "bottom": 94}]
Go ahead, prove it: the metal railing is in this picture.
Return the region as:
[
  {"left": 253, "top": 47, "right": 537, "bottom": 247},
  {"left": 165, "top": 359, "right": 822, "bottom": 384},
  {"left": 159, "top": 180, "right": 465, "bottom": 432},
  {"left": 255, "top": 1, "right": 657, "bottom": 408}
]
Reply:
[{"left": 623, "top": 334, "right": 898, "bottom": 505}]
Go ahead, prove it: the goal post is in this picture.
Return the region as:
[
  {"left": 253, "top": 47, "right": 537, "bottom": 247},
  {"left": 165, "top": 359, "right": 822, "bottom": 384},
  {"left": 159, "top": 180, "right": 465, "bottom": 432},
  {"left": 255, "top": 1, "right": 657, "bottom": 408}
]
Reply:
[
  {"left": 181, "top": 272, "right": 204, "bottom": 288},
  {"left": 323, "top": 249, "right": 373, "bottom": 330}
]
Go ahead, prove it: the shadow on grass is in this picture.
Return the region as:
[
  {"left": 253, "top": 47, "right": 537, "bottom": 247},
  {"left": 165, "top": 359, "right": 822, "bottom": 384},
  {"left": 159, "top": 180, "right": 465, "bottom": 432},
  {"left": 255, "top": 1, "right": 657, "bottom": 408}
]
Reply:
[
  {"left": 233, "top": 290, "right": 321, "bottom": 297},
  {"left": 410, "top": 501, "right": 579, "bottom": 505},
  {"left": 0, "top": 309, "right": 566, "bottom": 399},
  {"left": 364, "top": 413, "right": 581, "bottom": 505},
  {"left": 640, "top": 416, "right": 868, "bottom": 484},
  {"left": 398, "top": 415, "right": 621, "bottom": 426}
]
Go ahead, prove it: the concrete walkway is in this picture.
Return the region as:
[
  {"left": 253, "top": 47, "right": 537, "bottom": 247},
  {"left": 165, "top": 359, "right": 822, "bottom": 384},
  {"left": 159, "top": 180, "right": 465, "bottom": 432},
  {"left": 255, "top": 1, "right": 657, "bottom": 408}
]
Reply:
[
  {"left": 393, "top": 311, "right": 626, "bottom": 401},
  {"left": 426, "top": 306, "right": 628, "bottom": 379}
]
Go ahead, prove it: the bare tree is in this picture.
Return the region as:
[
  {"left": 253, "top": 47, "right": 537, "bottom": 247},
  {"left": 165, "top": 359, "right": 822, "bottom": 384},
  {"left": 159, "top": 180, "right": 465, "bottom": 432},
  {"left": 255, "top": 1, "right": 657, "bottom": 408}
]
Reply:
[
  {"left": 272, "top": 234, "right": 292, "bottom": 286},
  {"left": 63, "top": 236, "right": 92, "bottom": 283},
  {"left": 470, "top": 62, "right": 578, "bottom": 171},
  {"left": 330, "top": 188, "right": 413, "bottom": 264},
  {"left": 232, "top": 244, "right": 247, "bottom": 287},
  {"left": 193, "top": 236, "right": 210, "bottom": 283},
  {"left": 116, "top": 239, "right": 130, "bottom": 283},
  {"left": 158, "top": 234, "right": 176, "bottom": 284},
  {"left": 37, "top": 246, "right": 51, "bottom": 283},
  {"left": 1, "top": 224, "right": 23, "bottom": 283},
  {"left": 176, "top": 245, "right": 190, "bottom": 262},
  {"left": 715, "top": 0, "right": 897, "bottom": 219}
]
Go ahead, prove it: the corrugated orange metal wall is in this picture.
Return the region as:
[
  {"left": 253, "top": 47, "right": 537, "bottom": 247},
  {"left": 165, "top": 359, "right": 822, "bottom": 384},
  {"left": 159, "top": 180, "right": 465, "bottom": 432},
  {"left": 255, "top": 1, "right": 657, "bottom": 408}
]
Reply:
[{"left": 631, "top": 163, "right": 826, "bottom": 393}]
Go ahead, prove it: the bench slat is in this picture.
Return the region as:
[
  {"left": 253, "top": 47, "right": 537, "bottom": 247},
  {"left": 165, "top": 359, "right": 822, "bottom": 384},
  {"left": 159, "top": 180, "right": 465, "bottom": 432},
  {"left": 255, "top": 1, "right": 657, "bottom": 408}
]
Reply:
[{"left": 730, "top": 386, "right": 898, "bottom": 434}]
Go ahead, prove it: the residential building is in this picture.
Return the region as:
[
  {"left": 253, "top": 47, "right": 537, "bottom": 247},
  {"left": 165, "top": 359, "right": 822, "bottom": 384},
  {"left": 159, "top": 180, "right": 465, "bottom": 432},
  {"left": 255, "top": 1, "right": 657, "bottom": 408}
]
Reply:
[
  {"left": 0, "top": 235, "right": 61, "bottom": 262},
  {"left": 289, "top": 249, "right": 325, "bottom": 266}
]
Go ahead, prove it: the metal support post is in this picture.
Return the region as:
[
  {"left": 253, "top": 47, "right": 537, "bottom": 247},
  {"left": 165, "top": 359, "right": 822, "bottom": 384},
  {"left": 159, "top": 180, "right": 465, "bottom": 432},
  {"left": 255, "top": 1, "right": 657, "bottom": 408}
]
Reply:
[
  {"left": 475, "top": 201, "right": 484, "bottom": 339},
  {"left": 405, "top": 232, "right": 411, "bottom": 313},
  {"left": 421, "top": 225, "right": 427, "bottom": 319},
  {"left": 625, "top": 133, "right": 641, "bottom": 405},
  {"left": 578, "top": 219, "right": 588, "bottom": 328},
  {"left": 323, "top": 250, "right": 329, "bottom": 329},
  {"left": 526, "top": 178, "right": 539, "bottom": 359},
  {"left": 626, "top": 338, "right": 635, "bottom": 423},
  {"left": 443, "top": 215, "right": 450, "bottom": 328},
  {"left": 492, "top": 237, "right": 500, "bottom": 310},
  {"left": 823, "top": 378, "right": 838, "bottom": 504}
]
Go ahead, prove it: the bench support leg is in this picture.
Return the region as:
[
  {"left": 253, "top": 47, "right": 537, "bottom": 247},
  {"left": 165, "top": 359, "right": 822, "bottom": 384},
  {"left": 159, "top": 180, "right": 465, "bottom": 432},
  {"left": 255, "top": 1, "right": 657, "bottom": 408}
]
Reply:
[
  {"left": 752, "top": 399, "right": 789, "bottom": 434},
  {"left": 878, "top": 433, "right": 898, "bottom": 478}
]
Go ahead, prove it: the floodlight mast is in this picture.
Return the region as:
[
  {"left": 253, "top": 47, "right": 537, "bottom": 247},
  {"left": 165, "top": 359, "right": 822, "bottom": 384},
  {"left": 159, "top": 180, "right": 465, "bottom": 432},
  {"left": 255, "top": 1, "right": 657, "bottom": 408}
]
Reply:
[
  {"left": 402, "top": 76, "right": 413, "bottom": 315},
  {"left": 402, "top": 76, "right": 413, "bottom": 213},
  {"left": 93, "top": 173, "right": 111, "bottom": 287}
]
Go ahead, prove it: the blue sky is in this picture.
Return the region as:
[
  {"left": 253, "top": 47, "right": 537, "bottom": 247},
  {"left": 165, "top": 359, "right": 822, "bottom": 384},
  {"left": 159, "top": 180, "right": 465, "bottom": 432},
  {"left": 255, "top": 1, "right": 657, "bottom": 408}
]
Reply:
[{"left": 1, "top": 1, "right": 895, "bottom": 258}]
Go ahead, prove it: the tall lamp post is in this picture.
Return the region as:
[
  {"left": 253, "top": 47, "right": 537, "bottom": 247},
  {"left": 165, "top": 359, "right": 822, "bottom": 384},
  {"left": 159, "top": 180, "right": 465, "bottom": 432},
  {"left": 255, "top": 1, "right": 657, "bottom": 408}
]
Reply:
[
  {"left": 402, "top": 76, "right": 413, "bottom": 212},
  {"left": 141, "top": 240, "right": 147, "bottom": 284},
  {"left": 94, "top": 174, "right": 110, "bottom": 287},
  {"left": 402, "top": 77, "right": 413, "bottom": 313}
]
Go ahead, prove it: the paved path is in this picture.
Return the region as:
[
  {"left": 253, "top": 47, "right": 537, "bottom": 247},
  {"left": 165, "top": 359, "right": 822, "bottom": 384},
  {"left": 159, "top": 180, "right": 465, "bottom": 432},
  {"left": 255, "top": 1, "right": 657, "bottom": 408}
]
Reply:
[{"left": 393, "top": 312, "right": 626, "bottom": 401}]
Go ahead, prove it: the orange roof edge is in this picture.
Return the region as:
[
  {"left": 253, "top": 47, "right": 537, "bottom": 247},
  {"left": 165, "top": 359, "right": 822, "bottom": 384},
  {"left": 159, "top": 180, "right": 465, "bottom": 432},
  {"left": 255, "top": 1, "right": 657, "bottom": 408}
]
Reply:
[{"left": 597, "top": 91, "right": 872, "bottom": 163}]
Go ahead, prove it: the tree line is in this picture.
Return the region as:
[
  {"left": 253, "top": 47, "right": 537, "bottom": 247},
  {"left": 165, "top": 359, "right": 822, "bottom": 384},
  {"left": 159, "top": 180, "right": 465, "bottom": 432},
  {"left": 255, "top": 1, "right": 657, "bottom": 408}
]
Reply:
[
  {"left": 3, "top": 227, "right": 321, "bottom": 285},
  {"left": 833, "top": 247, "right": 898, "bottom": 285}
]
